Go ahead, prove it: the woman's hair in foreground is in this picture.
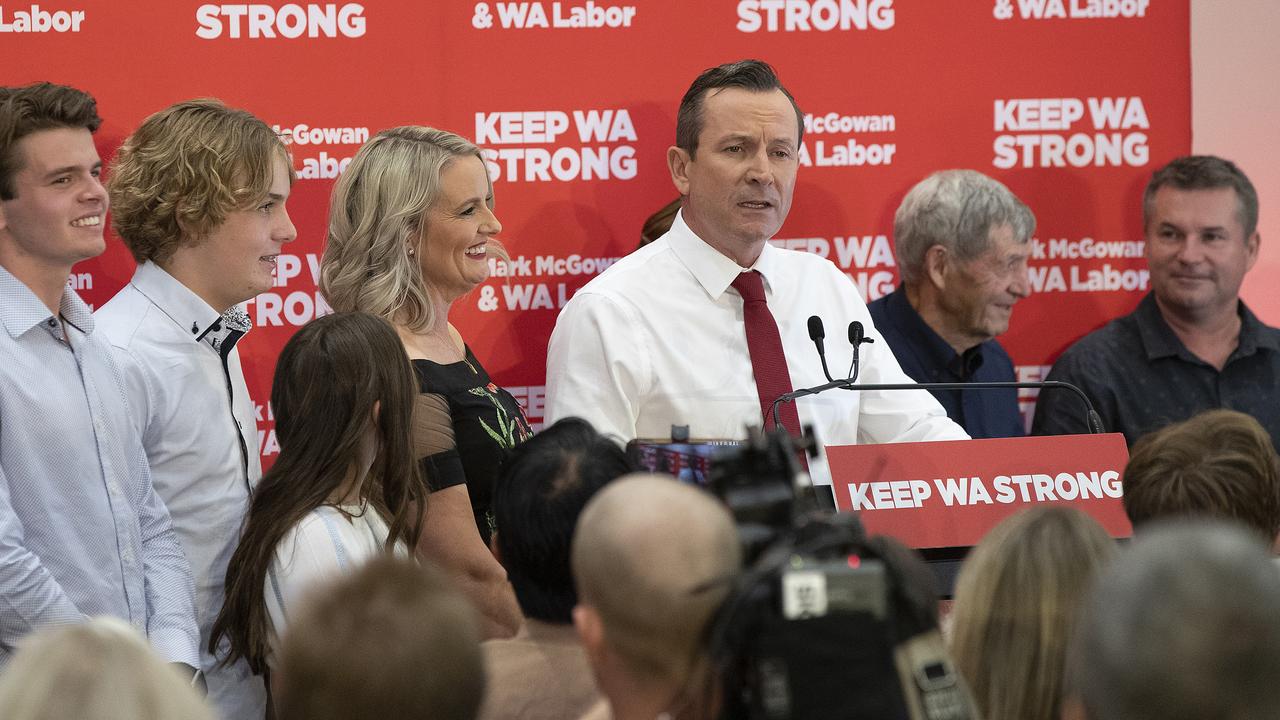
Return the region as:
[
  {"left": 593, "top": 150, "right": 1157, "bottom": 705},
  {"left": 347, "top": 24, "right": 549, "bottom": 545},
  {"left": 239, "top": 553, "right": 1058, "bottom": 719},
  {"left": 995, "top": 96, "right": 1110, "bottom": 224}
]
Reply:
[
  {"left": 320, "top": 125, "right": 501, "bottom": 333},
  {"left": 949, "top": 506, "right": 1116, "bottom": 720},
  {"left": 211, "top": 311, "right": 426, "bottom": 673},
  {"left": 0, "top": 617, "right": 214, "bottom": 720}
]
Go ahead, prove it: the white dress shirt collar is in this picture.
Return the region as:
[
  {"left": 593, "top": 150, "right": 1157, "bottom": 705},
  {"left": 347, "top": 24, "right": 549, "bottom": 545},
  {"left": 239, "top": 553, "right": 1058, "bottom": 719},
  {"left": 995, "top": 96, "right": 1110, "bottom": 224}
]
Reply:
[
  {"left": 130, "top": 260, "right": 225, "bottom": 340},
  {"left": 665, "top": 210, "right": 782, "bottom": 301},
  {"left": 0, "top": 264, "right": 94, "bottom": 340}
]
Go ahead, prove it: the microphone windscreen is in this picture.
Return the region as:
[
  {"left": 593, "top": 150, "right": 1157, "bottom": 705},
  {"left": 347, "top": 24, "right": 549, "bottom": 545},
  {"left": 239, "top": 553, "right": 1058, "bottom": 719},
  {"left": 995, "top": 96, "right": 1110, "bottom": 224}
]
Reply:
[
  {"left": 848, "top": 321, "right": 864, "bottom": 346},
  {"left": 807, "top": 315, "right": 825, "bottom": 342}
]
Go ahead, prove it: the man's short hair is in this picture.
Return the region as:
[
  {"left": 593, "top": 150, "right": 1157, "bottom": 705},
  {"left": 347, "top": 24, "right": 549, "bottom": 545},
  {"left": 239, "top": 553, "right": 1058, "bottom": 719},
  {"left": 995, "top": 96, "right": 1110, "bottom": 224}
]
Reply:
[
  {"left": 675, "top": 59, "right": 804, "bottom": 156},
  {"left": 276, "top": 557, "right": 485, "bottom": 720},
  {"left": 572, "top": 474, "right": 741, "bottom": 683},
  {"left": 1143, "top": 155, "right": 1258, "bottom": 237},
  {"left": 1122, "top": 409, "right": 1280, "bottom": 541},
  {"left": 493, "top": 417, "right": 633, "bottom": 623},
  {"left": 893, "top": 169, "right": 1036, "bottom": 286},
  {"left": 0, "top": 82, "right": 100, "bottom": 200},
  {"left": 1066, "top": 521, "right": 1280, "bottom": 720},
  {"left": 108, "top": 98, "right": 291, "bottom": 264}
]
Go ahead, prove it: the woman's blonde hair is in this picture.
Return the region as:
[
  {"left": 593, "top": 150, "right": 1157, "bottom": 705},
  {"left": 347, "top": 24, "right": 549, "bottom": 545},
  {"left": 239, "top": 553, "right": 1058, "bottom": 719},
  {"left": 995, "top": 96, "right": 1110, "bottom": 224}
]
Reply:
[
  {"left": 0, "top": 617, "right": 215, "bottom": 720},
  {"left": 320, "top": 126, "right": 501, "bottom": 332},
  {"left": 949, "top": 507, "right": 1115, "bottom": 720}
]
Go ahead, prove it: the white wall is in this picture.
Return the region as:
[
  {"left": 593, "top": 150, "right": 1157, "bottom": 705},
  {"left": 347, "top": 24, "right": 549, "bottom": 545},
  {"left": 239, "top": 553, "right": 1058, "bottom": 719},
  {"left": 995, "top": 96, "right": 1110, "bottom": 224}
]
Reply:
[{"left": 1192, "top": 0, "right": 1280, "bottom": 323}]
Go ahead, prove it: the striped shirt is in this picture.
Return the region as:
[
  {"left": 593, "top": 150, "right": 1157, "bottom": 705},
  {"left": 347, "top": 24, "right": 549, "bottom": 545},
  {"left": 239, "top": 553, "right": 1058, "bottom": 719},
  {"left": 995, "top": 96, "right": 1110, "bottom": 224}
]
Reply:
[{"left": 0, "top": 265, "right": 199, "bottom": 666}]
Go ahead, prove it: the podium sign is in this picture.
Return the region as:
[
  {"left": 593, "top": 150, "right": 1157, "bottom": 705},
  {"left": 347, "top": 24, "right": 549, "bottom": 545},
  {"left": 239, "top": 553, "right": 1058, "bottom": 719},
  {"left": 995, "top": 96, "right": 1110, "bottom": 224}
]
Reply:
[{"left": 825, "top": 434, "right": 1133, "bottom": 549}]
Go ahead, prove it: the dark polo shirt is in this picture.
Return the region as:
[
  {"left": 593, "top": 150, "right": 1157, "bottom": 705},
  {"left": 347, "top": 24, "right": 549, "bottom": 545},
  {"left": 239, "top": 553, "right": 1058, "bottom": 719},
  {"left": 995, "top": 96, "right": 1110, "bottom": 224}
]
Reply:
[
  {"left": 868, "top": 287, "right": 1024, "bottom": 439},
  {"left": 1032, "top": 292, "right": 1280, "bottom": 448}
]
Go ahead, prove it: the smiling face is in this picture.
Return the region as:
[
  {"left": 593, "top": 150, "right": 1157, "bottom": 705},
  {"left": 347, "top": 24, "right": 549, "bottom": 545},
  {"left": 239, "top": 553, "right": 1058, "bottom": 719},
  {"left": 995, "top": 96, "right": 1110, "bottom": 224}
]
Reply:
[
  {"left": 0, "top": 127, "right": 108, "bottom": 275},
  {"left": 668, "top": 87, "right": 799, "bottom": 266},
  {"left": 936, "top": 223, "right": 1032, "bottom": 348},
  {"left": 182, "top": 152, "right": 297, "bottom": 312},
  {"left": 1145, "top": 186, "right": 1259, "bottom": 323},
  {"left": 417, "top": 155, "right": 501, "bottom": 303}
]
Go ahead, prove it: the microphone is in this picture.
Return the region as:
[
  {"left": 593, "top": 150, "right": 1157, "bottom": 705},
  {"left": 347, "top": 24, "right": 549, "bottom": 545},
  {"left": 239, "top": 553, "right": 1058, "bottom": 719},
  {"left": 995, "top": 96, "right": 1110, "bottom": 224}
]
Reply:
[
  {"left": 845, "top": 320, "right": 875, "bottom": 383},
  {"left": 776, "top": 320, "right": 1104, "bottom": 434},
  {"left": 770, "top": 379, "right": 1105, "bottom": 435},
  {"left": 807, "top": 316, "right": 836, "bottom": 383}
]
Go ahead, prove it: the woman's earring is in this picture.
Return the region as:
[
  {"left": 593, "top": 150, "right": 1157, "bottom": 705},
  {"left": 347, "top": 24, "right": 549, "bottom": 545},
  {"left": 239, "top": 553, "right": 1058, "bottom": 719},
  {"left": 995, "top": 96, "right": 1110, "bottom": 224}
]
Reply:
[{"left": 408, "top": 247, "right": 416, "bottom": 257}]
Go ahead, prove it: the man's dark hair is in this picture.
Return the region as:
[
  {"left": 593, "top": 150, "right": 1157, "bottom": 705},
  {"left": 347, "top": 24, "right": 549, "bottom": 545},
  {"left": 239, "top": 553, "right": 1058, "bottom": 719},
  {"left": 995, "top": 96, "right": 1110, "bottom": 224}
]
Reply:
[
  {"left": 1143, "top": 155, "right": 1259, "bottom": 238},
  {"left": 0, "top": 82, "right": 101, "bottom": 200},
  {"left": 492, "top": 417, "right": 633, "bottom": 623},
  {"left": 1123, "top": 409, "right": 1280, "bottom": 542},
  {"left": 675, "top": 59, "right": 803, "bottom": 157}
]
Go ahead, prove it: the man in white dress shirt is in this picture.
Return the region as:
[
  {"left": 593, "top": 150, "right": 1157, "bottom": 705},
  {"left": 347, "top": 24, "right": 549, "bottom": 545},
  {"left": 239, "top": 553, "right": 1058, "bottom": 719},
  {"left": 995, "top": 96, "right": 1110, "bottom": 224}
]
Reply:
[
  {"left": 96, "top": 99, "right": 295, "bottom": 719},
  {"left": 545, "top": 60, "right": 966, "bottom": 490}
]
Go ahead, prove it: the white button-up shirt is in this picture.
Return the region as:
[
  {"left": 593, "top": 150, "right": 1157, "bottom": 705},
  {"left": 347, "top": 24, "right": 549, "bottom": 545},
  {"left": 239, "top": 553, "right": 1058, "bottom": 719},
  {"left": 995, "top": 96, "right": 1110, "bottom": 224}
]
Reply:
[
  {"left": 96, "top": 261, "right": 264, "bottom": 719},
  {"left": 0, "top": 265, "right": 198, "bottom": 667},
  {"left": 545, "top": 211, "right": 969, "bottom": 487}
]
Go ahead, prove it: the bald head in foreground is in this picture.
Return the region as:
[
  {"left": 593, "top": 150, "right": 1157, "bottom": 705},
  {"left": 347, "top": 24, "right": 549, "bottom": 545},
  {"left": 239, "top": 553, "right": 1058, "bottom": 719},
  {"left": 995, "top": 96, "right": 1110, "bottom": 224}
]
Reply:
[{"left": 572, "top": 474, "right": 742, "bottom": 720}]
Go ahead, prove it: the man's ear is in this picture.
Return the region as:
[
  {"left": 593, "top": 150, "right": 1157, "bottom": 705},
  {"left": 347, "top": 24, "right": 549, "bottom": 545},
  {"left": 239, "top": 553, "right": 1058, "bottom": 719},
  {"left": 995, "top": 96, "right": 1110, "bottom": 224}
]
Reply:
[
  {"left": 573, "top": 603, "right": 605, "bottom": 657},
  {"left": 667, "top": 146, "right": 692, "bottom": 196},
  {"left": 1245, "top": 230, "right": 1261, "bottom": 273},
  {"left": 924, "top": 244, "right": 950, "bottom": 291}
]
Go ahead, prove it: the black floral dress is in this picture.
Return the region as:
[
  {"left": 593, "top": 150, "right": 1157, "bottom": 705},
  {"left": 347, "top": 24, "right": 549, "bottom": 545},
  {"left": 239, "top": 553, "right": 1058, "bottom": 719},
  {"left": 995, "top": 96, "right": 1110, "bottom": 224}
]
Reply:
[{"left": 412, "top": 346, "right": 532, "bottom": 544}]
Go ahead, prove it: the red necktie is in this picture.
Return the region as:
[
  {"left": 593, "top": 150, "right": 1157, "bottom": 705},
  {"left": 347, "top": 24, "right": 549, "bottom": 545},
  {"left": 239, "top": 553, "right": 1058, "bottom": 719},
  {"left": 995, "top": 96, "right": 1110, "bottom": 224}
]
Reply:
[{"left": 731, "top": 271, "right": 807, "bottom": 464}]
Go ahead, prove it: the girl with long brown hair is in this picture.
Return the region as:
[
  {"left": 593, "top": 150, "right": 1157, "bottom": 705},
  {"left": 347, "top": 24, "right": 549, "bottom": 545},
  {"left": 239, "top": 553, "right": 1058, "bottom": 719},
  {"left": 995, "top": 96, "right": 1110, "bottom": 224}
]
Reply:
[{"left": 210, "top": 311, "right": 427, "bottom": 675}]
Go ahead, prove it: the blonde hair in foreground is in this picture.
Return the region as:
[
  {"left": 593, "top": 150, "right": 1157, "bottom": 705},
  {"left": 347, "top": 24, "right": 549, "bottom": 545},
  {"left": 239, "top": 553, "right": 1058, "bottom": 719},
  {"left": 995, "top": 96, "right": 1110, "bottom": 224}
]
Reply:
[
  {"left": 320, "top": 125, "right": 504, "bottom": 333},
  {"left": 0, "top": 617, "right": 214, "bottom": 720},
  {"left": 948, "top": 506, "right": 1115, "bottom": 720}
]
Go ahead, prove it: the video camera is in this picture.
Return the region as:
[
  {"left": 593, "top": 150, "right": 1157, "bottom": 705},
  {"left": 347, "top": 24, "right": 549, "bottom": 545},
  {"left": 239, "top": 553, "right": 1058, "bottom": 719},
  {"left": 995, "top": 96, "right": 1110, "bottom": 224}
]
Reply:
[{"left": 705, "top": 428, "right": 980, "bottom": 720}]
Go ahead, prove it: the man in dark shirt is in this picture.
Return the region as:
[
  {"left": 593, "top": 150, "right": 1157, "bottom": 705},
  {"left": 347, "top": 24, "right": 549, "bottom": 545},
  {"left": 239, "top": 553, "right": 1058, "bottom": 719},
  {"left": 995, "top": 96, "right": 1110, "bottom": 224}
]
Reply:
[
  {"left": 869, "top": 169, "right": 1033, "bottom": 438},
  {"left": 1033, "top": 156, "right": 1280, "bottom": 448}
]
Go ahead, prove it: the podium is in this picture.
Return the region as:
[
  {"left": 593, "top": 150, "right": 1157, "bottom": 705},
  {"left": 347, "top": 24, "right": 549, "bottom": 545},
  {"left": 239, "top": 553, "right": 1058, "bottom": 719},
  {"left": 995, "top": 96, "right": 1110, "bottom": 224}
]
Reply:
[{"left": 825, "top": 433, "right": 1133, "bottom": 594}]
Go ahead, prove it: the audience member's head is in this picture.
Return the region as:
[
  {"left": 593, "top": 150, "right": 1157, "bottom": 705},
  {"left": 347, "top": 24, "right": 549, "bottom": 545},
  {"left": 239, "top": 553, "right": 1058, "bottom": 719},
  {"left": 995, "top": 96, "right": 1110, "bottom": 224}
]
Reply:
[
  {"left": 0, "top": 83, "right": 106, "bottom": 276},
  {"left": 108, "top": 98, "right": 295, "bottom": 311},
  {"left": 276, "top": 556, "right": 485, "bottom": 720},
  {"left": 493, "top": 417, "right": 632, "bottom": 624},
  {"left": 0, "top": 617, "right": 214, "bottom": 720},
  {"left": 212, "top": 311, "right": 425, "bottom": 672},
  {"left": 1141, "top": 155, "right": 1259, "bottom": 324},
  {"left": 1123, "top": 408, "right": 1280, "bottom": 544},
  {"left": 572, "top": 473, "right": 741, "bottom": 719},
  {"left": 893, "top": 169, "right": 1035, "bottom": 351},
  {"left": 1064, "top": 521, "right": 1280, "bottom": 720},
  {"left": 638, "top": 197, "right": 681, "bottom": 248},
  {"left": 950, "top": 507, "right": 1115, "bottom": 720},
  {"left": 321, "top": 125, "right": 505, "bottom": 333}
]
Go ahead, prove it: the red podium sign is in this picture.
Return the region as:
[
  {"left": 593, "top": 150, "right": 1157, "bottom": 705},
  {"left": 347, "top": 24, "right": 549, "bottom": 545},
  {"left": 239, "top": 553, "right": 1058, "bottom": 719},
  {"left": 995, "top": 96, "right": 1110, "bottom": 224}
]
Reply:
[{"left": 826, "top": 434, "right": 1133, "bottom": 549}]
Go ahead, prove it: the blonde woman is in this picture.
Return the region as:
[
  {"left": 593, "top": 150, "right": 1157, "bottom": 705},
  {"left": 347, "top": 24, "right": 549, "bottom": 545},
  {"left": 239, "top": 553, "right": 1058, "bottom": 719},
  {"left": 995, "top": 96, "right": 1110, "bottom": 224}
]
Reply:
[
  {"left": 0, "top": 617, "right": 214, "bottom": 720},
  {"left": 321, "top": 127, "right": 527, "bottom": 638},
  {"left": 949, "top": 507, "right": 1116, "bottom": 720}
]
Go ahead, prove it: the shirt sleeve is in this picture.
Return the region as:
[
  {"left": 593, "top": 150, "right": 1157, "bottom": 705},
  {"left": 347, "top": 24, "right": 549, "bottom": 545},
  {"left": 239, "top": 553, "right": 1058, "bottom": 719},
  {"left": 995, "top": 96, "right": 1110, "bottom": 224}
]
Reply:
[
  {"left": 849, "top": 281, "right": 970, "bottom": 444},
  {"left": 135, "top": 445, "right": 201, "bottom": 666},
  {"left": 107, "top": 345, "right": 155, "bottom": 444},
  {"left": 266, "top": 513, "right": 348, "bottom": 646},
  {"left": 545, "top": 292, "right": 650, "bottom": 443},
  {"left": 0, "top": 461, "right": 87, "bottom": 651}
]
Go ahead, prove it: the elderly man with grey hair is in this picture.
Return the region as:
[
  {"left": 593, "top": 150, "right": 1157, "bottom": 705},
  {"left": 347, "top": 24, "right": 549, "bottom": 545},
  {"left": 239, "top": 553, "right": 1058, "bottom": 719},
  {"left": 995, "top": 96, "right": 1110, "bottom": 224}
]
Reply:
[
  {"left": 1062, "top": 521, "right": 1280, "bottom": 720},
  {"left": 868, "top": 169, "right": 1034, "bottom": 438}
]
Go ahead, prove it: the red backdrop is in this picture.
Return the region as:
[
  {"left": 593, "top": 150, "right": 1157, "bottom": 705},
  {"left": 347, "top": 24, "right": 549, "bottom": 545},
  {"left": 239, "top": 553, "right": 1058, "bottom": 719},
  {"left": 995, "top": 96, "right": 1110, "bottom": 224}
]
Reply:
[{"left": 1, "top": 0, "right": 1190, "bottom": 466}]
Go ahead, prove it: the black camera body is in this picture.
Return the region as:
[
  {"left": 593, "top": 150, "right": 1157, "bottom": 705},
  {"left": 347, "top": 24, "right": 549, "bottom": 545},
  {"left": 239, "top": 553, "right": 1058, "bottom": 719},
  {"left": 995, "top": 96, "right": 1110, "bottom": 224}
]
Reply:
[{"left": 707, "top": 429, "right": 979, "bottom": 720}]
